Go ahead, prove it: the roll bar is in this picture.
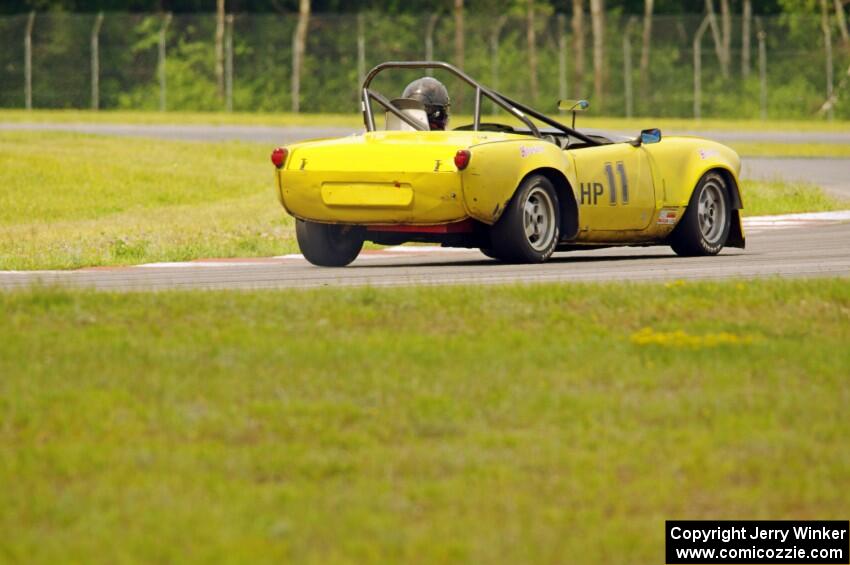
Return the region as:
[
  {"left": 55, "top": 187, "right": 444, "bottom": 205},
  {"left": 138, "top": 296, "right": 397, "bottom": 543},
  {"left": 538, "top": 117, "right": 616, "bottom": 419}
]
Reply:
[{"left": 360, "top": 61, "right": 599, "bottom": 145}]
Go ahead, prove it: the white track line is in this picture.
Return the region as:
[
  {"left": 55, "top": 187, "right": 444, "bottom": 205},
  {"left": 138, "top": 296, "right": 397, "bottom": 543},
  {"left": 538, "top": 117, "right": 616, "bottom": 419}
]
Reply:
[{"left": 137, "top": 261, "right": 276, "bottom": 268}]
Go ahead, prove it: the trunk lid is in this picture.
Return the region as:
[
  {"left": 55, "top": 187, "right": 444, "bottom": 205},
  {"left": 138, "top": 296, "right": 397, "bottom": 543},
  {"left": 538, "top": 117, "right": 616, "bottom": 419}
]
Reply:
[{"left": 286, "top": 130, "right": 505, "bottom": 174}]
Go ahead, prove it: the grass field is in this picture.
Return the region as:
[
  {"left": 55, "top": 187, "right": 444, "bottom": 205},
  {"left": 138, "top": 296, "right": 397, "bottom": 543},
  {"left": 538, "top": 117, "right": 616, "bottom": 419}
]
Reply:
[
  {"left": 0, "top": 280, "right": 848, "bottom": 563},
  {"left": 741, "top": 179, "right": 847, "bottom": 216},
  {"left": 1, "top": 131, "right": 846, "bottom": 270},
  {"left": 0, "top": 132, "right": 286, "bottom": 270},
  {"left": 3, "top": 109, "right": 850, "bottom": 134}
]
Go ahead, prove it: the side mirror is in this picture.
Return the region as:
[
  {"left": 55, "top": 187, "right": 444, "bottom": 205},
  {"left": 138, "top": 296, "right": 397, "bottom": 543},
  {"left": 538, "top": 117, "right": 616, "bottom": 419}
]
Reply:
[
  {"left": 558, "top": 99, "right": 590, "bottom": 112},
  {"left": 632, "top": 128, "right": 662, "bottom": 146},
  {"left": 641, "top": 128, "right": 662, "bottom": 144},
  {"left": 558, "top": 99, "right": 590, "bottom": 129}
]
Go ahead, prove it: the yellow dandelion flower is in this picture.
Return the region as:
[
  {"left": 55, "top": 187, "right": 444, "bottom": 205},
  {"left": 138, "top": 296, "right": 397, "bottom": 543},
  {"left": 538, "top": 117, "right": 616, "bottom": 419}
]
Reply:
[{"left": 630, "top": 327, "right": 755, "bottom": 349}]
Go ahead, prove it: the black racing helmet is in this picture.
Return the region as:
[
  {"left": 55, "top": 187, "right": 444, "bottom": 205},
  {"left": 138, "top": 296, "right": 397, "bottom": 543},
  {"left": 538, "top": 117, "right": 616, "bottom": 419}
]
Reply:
[{"left": 402, "top": 77, "right": 451, "bottom": 130}]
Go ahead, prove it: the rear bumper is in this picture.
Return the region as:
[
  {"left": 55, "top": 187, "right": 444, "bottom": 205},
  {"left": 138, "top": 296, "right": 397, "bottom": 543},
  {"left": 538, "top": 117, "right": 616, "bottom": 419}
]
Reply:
[{"left": 278, "top": 169, "right": 469, "bottom": 225}]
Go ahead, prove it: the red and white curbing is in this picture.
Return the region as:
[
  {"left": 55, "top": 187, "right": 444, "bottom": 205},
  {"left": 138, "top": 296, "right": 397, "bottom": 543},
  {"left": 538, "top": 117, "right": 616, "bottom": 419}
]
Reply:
[
  {"left": 741, "top": 210, "right": 850, "bottom": 234},
  {"left": 132, "top": 247, "right": 463, "bottom": 268}
]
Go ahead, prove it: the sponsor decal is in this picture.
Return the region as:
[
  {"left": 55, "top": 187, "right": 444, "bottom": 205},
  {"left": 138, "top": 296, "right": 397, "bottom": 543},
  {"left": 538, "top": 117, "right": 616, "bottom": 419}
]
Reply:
[
  {"left": 520, "top": 145, "right": 544, "bottom": 158},
  {"left": 699, "top": 148, "right": 720, "bottom": 159},
  {"left": 658, "top": 208, "right": 679, "bottom": 225}
]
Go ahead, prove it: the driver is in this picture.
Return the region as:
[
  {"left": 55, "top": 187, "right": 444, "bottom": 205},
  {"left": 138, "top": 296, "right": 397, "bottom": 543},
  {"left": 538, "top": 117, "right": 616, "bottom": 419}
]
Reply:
[{"left": 402, "top": 77, "right": 451, "bottom": 131}]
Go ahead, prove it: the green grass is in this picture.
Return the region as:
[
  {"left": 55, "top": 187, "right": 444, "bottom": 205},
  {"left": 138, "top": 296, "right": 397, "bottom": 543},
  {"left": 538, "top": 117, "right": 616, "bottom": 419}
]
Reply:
[
  {"left": 0, "top": 131, "right": 290, "bottom": 270},
  {"left": 3, "top": 109, "right": 850, "bottom": 134},
  {"left": 1, "top": 280, "right": 848, "bottom": 563},
  {"left": 740, "top": 179, "right": 847, "bottom": 216},
  {"left": 1, "top": 131, "right": 846, "bottom": 270}
]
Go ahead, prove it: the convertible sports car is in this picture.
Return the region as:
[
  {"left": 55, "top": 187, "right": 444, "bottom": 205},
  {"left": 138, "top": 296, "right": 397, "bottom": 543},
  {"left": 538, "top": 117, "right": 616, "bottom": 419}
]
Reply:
[{"left": 272, "top": 61, "right": 744, "bottom": 266}]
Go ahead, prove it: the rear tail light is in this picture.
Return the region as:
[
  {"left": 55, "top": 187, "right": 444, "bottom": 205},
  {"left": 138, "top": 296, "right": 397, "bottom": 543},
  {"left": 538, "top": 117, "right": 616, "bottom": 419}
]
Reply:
[
  {"left": 454, "top": 149, "right": 471, "bottom": 171},
  {"left": 271, "top": 147, "right": 288, "bottom": 169}
]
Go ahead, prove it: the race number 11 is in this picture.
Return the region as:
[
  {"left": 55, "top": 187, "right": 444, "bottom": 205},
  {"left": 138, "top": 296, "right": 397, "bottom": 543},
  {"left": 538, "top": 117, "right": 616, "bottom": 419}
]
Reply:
[{"left": 604, "top": 161, "right": 629, "bottom": 205}]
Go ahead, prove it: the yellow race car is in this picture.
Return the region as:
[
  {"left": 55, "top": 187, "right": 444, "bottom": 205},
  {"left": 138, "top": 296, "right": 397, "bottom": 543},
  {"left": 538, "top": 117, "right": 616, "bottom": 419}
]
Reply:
[{"left": 272, "top": 61, "right": 744, "bottom": 267}]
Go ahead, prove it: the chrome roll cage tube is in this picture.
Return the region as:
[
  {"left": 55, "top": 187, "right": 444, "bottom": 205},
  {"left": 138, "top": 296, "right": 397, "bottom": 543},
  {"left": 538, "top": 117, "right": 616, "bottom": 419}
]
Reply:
[{"left": 360, "top": 61, "right": 599, "bottom": 146}]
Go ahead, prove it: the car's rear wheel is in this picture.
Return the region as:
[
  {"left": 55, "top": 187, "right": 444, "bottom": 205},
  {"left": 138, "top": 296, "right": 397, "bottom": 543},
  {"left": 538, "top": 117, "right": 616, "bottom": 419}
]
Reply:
[
  {"left": 295, "top": 220, "right": 364, "bottom": 267},
  {"left": 670, "top": 171, "right": 731, "bottom": 256},
  {"left": 479, "top": 247, "right": 506, "bottom": 261},
  {"left": 489, "top": 174, "right": 560, "bottom": 263}
]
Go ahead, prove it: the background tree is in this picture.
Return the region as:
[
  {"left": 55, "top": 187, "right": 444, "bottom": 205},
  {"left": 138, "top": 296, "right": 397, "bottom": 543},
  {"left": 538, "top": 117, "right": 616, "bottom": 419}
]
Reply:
[
  {"left": 571, "top": 0, "right": 585, "bottom": 97},
  {"left": 527, "top": 0, "right": 538, "bottom": 102},
  {"left": 835, "top": 0, "right": 849, "bottom": 49},
  {"left": 291, "top": 0, "right": 309, "bottom": 112},
  {"left": 215, "top": 0, "right": 224, "bottom": 100},
  {"left": 590, "top": 0, "right": 604, "bottom": 105},
  {"left": 705, "top": 0, "right": 729, "bottom": 77},
  {"left": 742, "top": 0, "right": 751, "bottom": 78},
  {"left": 638, "top": 0, "right": 653, "bottom": 100},
  {"left": 454, "top": 0, "right": 464, "bottom": 69},
  {"left": 720, "top": 0, "right": 730, "bottom": 75},
  {"left": 820, "top": 0, "right": 835, "bottom": 119}
]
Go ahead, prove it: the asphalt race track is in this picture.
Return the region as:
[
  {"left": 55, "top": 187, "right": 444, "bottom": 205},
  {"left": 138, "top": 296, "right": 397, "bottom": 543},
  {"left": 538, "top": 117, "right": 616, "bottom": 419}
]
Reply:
[
  {"left": 741, "top": 157, "right": 850, "bottom": 198},
  {"left": 5, "top": 122, "right": 850, "bottom": 144},
  {"left": 2, "top": 218, "right": 848, "bottom": 291}
]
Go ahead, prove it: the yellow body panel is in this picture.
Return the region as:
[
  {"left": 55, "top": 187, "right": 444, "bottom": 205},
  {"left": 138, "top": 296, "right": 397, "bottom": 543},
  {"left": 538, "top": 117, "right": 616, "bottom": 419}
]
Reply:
[
  {"left": 460, "top": 138, "right": 574, "bottom": 223},
  {"left": 567, "top": 136, "right": 742, "bottom": 243},
  {"left": 642, "top": 136, "right": 742, "bottom": 206},
  {"left": 279, "top": 130, "right": 489, "bottom": 224},
  {"left": 276, "top": 128, "right": 743, "bottom": 245},
  {"left": 570, "top": 143, "right": 656, "bottom": 233}
]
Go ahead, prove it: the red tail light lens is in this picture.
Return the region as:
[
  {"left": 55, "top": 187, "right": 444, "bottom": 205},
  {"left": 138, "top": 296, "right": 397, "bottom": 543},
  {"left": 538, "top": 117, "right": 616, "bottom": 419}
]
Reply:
[
  {"left": 271, "top": 147, "right": 288, "bottom": 169},
  {"left": 454, "top": 149, "right": 471, "bottom": 170}
]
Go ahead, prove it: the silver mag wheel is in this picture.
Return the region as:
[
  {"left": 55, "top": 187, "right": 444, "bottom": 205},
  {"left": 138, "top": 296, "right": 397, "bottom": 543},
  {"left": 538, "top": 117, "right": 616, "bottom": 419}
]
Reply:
[
  {"left": 488, "top": 174, "right": 561, "bottom": 263},
  {"left": 523, "top": 186, "right": 557, "bottom": 252},
  {"left": 697, "top": 177, "right": 727, "bottom": 244},
  {"left": 669, "top": 171, "right": 732, "bottom": 257}
]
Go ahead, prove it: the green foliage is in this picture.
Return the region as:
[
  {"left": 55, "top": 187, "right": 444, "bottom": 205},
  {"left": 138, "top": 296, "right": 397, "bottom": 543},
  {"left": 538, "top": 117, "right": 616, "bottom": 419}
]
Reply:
[
  {"left": 117, "top": 15, "right": 222, "bottom": 110},
  {"left": 0, "top": 1, "right": 811, "bottom": 16},
  {"left": 2, "top": 10, "right": 849, "bottom": 119}
]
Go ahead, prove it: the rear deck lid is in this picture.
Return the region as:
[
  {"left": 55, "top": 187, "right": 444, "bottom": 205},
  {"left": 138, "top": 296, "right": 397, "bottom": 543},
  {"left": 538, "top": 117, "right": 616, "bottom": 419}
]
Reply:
[{"left": 287, "top": 130, "right": 510, "bottom": 173}]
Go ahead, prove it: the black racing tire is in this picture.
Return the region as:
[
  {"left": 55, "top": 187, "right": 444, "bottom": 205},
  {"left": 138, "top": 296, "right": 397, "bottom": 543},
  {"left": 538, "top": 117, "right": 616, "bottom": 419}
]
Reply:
[
  {"left": 479, "top": 247, "right": 506, "bottom": 261},
  {"left": 489, "top": 174, "right": 560, "bottom": 263},
  {"left": 295, "top": 220, "right": 364, "bottom": 267},
  {"left": 669, "top": 171, "right": 732, "bottom": 257}
]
